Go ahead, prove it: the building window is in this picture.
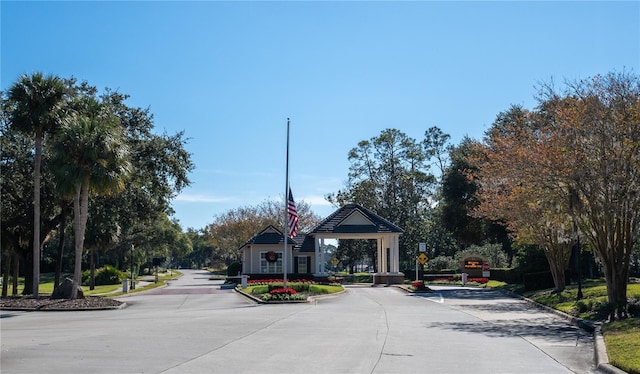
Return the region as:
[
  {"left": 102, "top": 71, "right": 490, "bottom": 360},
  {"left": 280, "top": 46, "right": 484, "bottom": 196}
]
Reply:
[
  {"left": 260, "top": 252, "right": 282, "bottom": 273},
  {"left": 297, "top": 256, "right": 308, "bottom": 274}
]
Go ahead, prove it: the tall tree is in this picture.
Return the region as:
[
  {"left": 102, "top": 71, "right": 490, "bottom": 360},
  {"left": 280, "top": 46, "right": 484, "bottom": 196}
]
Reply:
[
  {"left": 542, "top": 71, "right": 640, "bottom": 317},
  {"left": 475, "top": 71, "right": 640, "bottom": 305},
  {"left": 102, "top": 89, "right": 193, "bottom": 225},
  {"left": 423, "top": 126, "right": 451, "bottom": 177},
  {"left": 51, "top": 107, "right": 131, "bottom": 298},
  {"left": 327, "top": 128, "right": 439, "bottom": 267},
  {"left": 439, "top": 137, "right": 483, "bottom": 246},
  {"left": 439, "top": 137, "right": 512, "bottom": 253},
  {"left": 0, "top": 119, "right": 62, "bottom": 295},
  {"left": 184, "top": 228, "right": 214, "bottom": 269},
  {"left": 474, "top": 105, "right": 574, "bottom": 292},
  {"left": 7, "top": 73, "right": 68, "bottom": 298}
]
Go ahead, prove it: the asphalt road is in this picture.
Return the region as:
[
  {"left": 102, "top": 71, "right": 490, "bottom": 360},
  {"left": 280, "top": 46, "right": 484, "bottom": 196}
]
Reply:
[{"left": 0, "top": 269, "right": 595, "bottom": 374}]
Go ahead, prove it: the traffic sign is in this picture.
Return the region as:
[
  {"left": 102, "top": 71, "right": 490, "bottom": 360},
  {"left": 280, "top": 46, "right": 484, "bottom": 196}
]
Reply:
[{"left": 417, "top": 253, "right": 428, "bottom": 265}]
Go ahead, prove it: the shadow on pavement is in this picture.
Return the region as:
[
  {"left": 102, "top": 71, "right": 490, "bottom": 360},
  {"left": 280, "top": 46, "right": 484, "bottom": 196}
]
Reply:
[
  {"left": 411, "top": 288, "right": 592, "bottom": 346},
  {"left": 424, "top": 318, "right": 590, "bottom": 344}
]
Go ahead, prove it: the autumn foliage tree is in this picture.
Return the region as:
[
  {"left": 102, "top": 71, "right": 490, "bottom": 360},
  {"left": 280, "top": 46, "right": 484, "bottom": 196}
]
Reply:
[
  {"left": 205, "top": 198, "right": 321, "bottom": 264},
  {"left": 474, "top": 106, "right": 574, "bottom": 292},
  {"left": 475, "top": 71, "right": 640, "bottom": 317},
  {"left": 543, "top": 72, "right": 640, "bottom": 318}
]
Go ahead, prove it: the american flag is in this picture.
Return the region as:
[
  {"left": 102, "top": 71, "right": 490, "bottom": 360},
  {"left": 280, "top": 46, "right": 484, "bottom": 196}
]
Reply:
[{"left": 287, "top": 188, "right": 299, "bottom": 238}]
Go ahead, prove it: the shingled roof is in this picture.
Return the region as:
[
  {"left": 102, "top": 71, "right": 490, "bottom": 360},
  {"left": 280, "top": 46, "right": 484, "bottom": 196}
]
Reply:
[
  {"left": 239, "top": 225, "right": 302, "bottom": 248},
  {"left": 309, "top": 203, "right": 404, "bottom": 235},
  {"left": 239, "top": 205, "right": 403, "bottom": 253}
]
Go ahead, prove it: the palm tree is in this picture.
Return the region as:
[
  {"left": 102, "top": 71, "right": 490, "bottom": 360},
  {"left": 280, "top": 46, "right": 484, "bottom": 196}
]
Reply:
[
  {"left": 51, "top": 105, "right": 131, "bottom": 298},
  {"left": 7, "top": 73, "right": 68, "bottom": 298}
]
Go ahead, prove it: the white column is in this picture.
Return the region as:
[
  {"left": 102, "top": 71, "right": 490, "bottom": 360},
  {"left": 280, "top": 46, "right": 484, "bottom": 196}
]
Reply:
[
  {"left": 377, "top": 238, "right": 383, "bottom": 273},
  {"left": 320, "top": 238, "right": 326, "bottom": 275},
  {"left": 382, "top": 237, "right": 388, "bottom": 273},
  {"left": 314, "top": 237, "right": 320, "bottom": 274},
  {"left": 388, "top": 236, "right": 395, "bottom": 273}
]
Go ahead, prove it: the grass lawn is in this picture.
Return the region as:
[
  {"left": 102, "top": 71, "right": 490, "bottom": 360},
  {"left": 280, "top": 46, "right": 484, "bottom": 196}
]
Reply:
[
  {"left": 497, "top": 278, "right": 640, "bottom": 374},
  {"left": 602, "top": 318, "right": 640, "bottom": 374},
  {"left": 523, "top": 280, "right": 640, "bottom": 319},
  {"left": 2, "top": 270, "right": 182, "bottom": 297}
]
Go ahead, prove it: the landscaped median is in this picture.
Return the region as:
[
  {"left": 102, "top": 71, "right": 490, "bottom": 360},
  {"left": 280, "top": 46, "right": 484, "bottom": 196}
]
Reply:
[
  {"left": 399, "top": 277, "right": 492, "bottom": 293},
  {"left": 234, "top": 278, "right": 344, "bottom": 303}
]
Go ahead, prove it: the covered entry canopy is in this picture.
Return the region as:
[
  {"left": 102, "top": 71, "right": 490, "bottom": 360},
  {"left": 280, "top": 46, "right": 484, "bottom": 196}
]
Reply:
[{"left": 306, "top": 203, "right": 404, "bottom": 284}]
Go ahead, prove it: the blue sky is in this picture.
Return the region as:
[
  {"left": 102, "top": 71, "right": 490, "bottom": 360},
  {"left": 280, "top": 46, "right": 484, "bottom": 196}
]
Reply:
[{"left": 2, "top": 1, "right": 639, "bottom": 230}]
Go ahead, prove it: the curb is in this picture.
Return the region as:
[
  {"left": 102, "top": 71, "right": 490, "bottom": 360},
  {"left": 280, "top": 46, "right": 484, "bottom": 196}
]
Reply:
[
  {"left": 233, "top": 288, "right": 266, "bottom": 304},
  {"left": 594, "top": 325, "right": 628, "bottom": 374},
  {"left": 0, "top": 300, "right": 127, "bottom": 312},
  {"left": 233, "top": 286, "right": 347, "bottom": 305}
]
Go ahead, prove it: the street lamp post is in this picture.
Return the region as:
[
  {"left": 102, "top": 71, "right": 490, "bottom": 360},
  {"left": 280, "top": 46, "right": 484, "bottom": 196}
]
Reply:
[
  {"left": 130, "top": 244, "right": 135, "bottom": 290},
  {"left": 576, "top": 235, "right": 583, "bottom": 300}
]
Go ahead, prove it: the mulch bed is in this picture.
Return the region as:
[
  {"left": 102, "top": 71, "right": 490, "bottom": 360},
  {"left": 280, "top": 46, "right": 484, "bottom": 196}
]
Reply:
[{"left": 0, "top": 296, "right": 125, "bottom": 311}]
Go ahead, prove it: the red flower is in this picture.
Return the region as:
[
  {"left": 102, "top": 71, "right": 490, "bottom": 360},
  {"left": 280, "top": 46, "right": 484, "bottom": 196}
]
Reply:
[
  {"left": 468, "top": 277, "right": 489, "bottom": 284},
  {"left": 269, "top": 287, "right": 297, "bottom": 295}
]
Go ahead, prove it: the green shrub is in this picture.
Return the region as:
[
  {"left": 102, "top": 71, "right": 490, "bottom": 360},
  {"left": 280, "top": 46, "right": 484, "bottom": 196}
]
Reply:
[
  {"left": 227, "top": 262, "right": 242, "bottom": 276},
  {"left": 523, "top": 271, "right": 555, "bottom": 291},
  {"left": 490, "top": 268, "right": 523, "bottom": 283},
  {"left": 455, "top": 244, "right": 510, "bottom": 268},
  {"left": 575, "top": 299, "right": 591, "bottom": 314},
  {"left": 353, "top": 274, "right": 373, "bottom": 283},
  {"left": 290, "top": 282, "right": 310, "bottom": 292},
  {"left": 250, "top": 285, "right": 269, "bottom": 295},
  {"left": 82, "top": 266, "right": 125, "bottom": 286},
  {"left": 267, "top": 282, "right": 310, "bottom": 293}
]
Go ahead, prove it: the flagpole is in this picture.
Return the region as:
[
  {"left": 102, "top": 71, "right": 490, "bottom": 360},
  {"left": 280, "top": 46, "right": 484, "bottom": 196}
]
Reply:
[{"left": 284, "top": 118, "right": 290, "bottom": 289}]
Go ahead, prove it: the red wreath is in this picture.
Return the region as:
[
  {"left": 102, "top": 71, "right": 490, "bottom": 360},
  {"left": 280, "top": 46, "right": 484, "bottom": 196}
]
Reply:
[{"left": 266, "top": 251, "right": 277, "bottom": 263}]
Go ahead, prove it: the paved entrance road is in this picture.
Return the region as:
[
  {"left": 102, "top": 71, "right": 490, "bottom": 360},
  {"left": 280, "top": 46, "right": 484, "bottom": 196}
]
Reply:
[{"left": 1, "top": 269, "right": 595, "bottom": 374}]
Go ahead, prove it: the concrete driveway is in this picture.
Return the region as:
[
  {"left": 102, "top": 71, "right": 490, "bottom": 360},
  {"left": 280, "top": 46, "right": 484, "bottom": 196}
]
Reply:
[{"left": 0, "top": 269, "right": 595, "bottom": 374}]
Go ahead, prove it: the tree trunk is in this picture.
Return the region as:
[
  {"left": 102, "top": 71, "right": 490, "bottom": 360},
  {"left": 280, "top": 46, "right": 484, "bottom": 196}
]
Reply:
[
  {"left": 90, "top": 247, "right": 96, "bottom": 290},
  {"left": 603, "top": 255, "right": 630, "bottom": 320},
  {"left": 544, "top": 243, "right": 570, "bottom": 293},
  {"left": 22, "top": 250, "right": 33, "bottom": 295},
  {"left": 12, "top": 252, "right": 20, "bottom": 296},
  {"left": 549, "top": 265, "right": 566, "bottom": 293},
  {"left": 33, "top": 132, "right": 42, "bottom": 298},
  {"left": 54, "top": 202, "right": 67, "bottom": 288},
  {"left": 2, "top": 250, "right": 10, "bottom": 297},
  {"left": 71, "top": 182, "right": 90, "bottom": 299}
]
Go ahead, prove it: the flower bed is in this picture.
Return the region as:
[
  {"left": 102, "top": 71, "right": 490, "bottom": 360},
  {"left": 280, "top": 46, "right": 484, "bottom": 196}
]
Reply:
[
  {"left": 260, "top": 287, "right": 307, "bottom": 301},
  {"left": 409, "top": 280, "right": 430, "bottom": 292},
  {"left": 240, "top": 279, "right": 344, "bottom": 302}
]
